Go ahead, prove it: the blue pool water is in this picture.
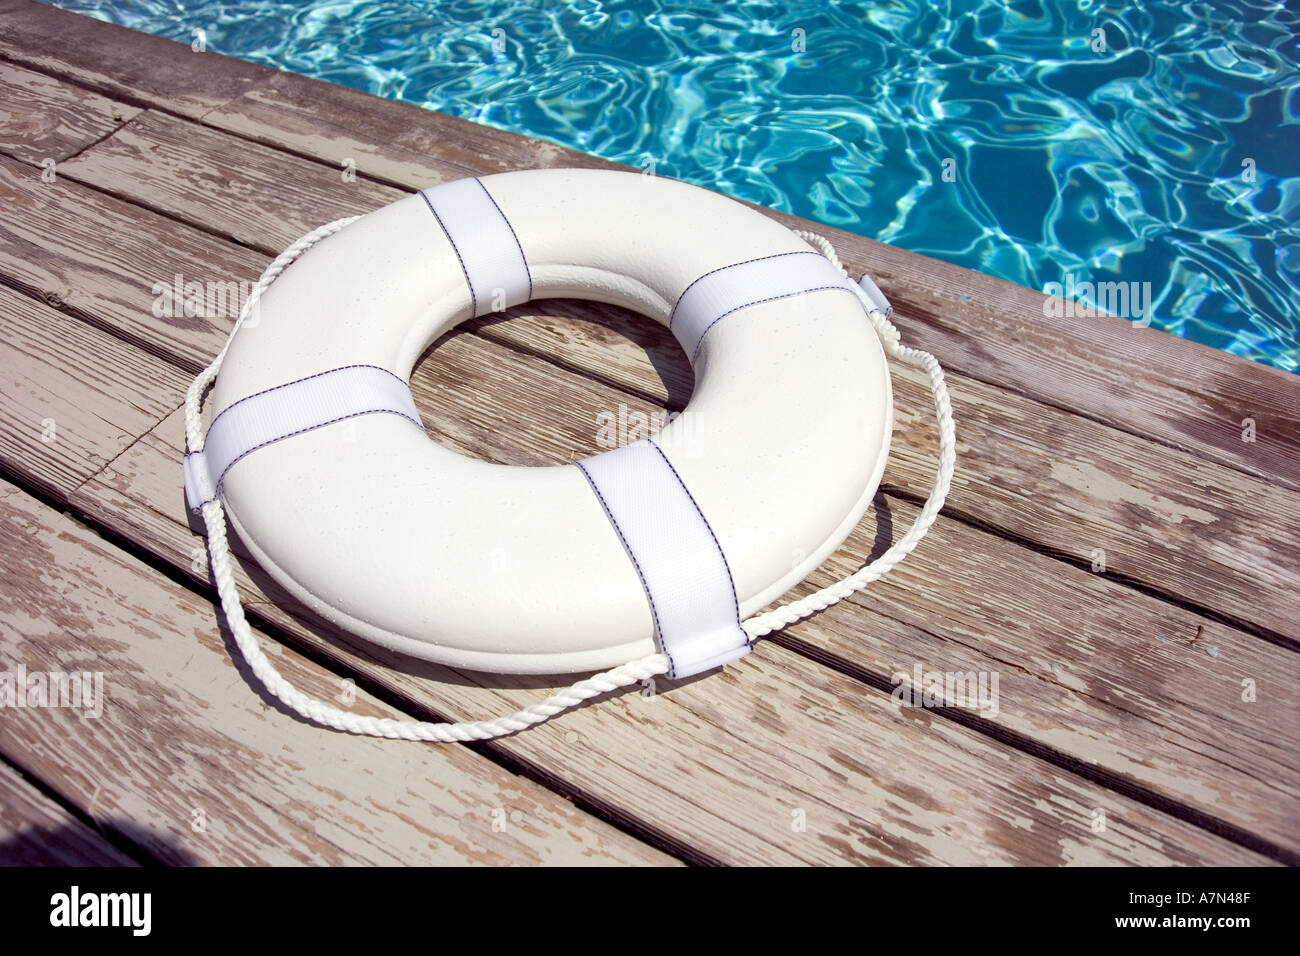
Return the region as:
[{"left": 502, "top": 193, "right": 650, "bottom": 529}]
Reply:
[{"left": 45, "top": 0, "right": 1300, "bottom": 371}]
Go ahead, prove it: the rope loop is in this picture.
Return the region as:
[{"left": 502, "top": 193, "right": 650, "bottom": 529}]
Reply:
[{"left": 185, "top": 218, "right": 956, "bottom": 741}]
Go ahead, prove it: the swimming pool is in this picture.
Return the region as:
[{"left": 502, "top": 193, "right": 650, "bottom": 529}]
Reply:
[{"left": 44, "top": 0, "right": 1300, "bottom": 372}]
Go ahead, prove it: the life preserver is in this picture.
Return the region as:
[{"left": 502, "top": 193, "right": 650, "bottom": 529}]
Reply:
[{"left": 183, "top": 168, "right": 955, "bottom": 741}]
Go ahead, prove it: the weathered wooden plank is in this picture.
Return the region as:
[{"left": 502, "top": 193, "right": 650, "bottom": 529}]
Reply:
[
  {"left": 60, "top": 110, "right": 406, "bottom": 251},
  {"left": 0, "top": 153, "right": 262, "bottom": 369},
  {"left": 47, "top": 113, "right": 1300, "bottom": 643},
  {"left": 5, "top": 0, "right": 1296, "bottom": 495},
  {"left": 886, "top": 361, "right": 1300, "bottom": 640},
  {"left": 0, "top": 1, "right": 263, "bottom": 119},
  {"left": 797, "top": 494, "right": 1300, "bottom": 853},
  {"left": 200, "top": 61, "right": 621, "bottom": 186},
  {"left": 0, "top": 60, "right": 140, "bottom": 165},
  {"left": 70, "top": 362, "right": 1294, "bottom": 861},
  {"left": 0, "top": 761, "right": 136, "bottom": 865},
  {"left": 0, "top": 124, "right": 1294, "bottom": 852},
  {"left": 810, "top": 228, "right": 1300, "bottom": 495},
  {"left": 0, "top": 283, "right": 187, "bottom": 498},
  {"left": 0, "top": 9, "right": 1289, "bottom": 858},
  {"left": 203, "top": 59, "right": 1300, "bottom": 494},
  {"left": 0, "top": 479, "right": 676, "bottom": 866}
]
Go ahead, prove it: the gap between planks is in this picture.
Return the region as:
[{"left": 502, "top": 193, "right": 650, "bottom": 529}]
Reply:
[
  {"left": 0, "top": 20, "right": 1289, "bottom": 858},
  {"left": 3, "top": 133, "right": 1298, "bottom": 653},
  {"left": 0, "top": 474, "right": 680, "bottom": 866},
  {"left": 0, "top": 293, "right": 1280, "bottom": 864},
  {"left": 0, "top": 456, "right": 723, "bottom": 866},
  {"left": 66, "top": 351, "right": 1300, "bottom": 859},
  {"left": 5, "top": 56, "right": 1298, "bottom": 653},
  {"left": 1, "top": 17, "right": 1294, "bottom": 493},
  {"left": 2, "top": 127, "right": 1300, "bottom": 853},
  {"left": 0, "top": 755, "right": 140, "bottom": 865}
]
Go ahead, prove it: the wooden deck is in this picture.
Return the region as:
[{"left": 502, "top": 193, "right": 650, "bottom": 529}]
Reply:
[{"left": 0, "top": 0, "right": 1297, "bottom": 866}]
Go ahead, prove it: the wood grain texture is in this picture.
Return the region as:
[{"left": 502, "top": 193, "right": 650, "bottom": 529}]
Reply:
[
  {"left": 791, "top": 494, "right": 1300, "bottom": 853},
  {"left": 4, "top": 0, "right": 1296, "bottom": 493},
  {"left": 45, "top": 114, "right": 1300, "bottom": 643},
  {"left": 204, "top": 67, "right": 619, "bottom": 188},
  {"left": 204, "top": 57, "right": 1300, "bottom": 494},
  {"left": 59, "top": 110, "right": 407, "bottom": 251},
  {"left": 0, "top": 60, "right": 140, "bottom": 165},
  {"left": 0, "top": 480, "right": 675, "bottom": 866},
  {"left": 70, "top": 375, "right": 1295, "bottom": 861},
  {"left": 0, "top": 4, "right": 1293, "bottom": 864},
  {"left": 0, "top": 1, "right": 264, "bottom": 119},
  {"left": 812, "top": 229, "right": 1300, "bottom": 496},
  {"left": 0, "top": 113, "right": 1293, "bottom": 854},
  {"left": 885, "top": 361, "right": 1300, "bottom": 642},
  {"left": 0, "top": 153, "right": 263, "bottom": 370},
  {"left": 0, "top": 761, "right": 136, "bottom": 865},
  {"left": 7, "top": 372, "right": 1257, "bottom": 866},
  {"left": 0, "top": 283, "right": 187, "bottom": 498}
]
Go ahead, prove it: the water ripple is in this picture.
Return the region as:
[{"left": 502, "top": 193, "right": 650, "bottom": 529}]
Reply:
[{"left": 43, "top": 0, "right": 1300, "bottom": 371}]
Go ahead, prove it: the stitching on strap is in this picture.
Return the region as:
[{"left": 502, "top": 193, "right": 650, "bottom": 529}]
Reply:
[
  {"left": 689, "top": 285, "right": 858, "bottom": 364},
  {"left": 574, "top": 460, "right": 674, "bottom": 676},
  {"left": 420, "top": 188, "right": 478, "bottom": 316},
  {"left": 669, "top": 250, "right": 820, "bottom": 330},
  {"left": 215, "top": 407, "right": 424, "bottom": 491},
  {"left": 475, "top": 178, "right": 534, "bottom": 302},
  {"left": 646, "top": 438, "right": 743, "bottom": 636},
  {"left": 208, "top": 364, "right": 412, "bottom": 435}
]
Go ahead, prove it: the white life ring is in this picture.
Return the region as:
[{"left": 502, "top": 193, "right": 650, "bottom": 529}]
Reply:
[{"left": 183, "top": 168, "right": 955, "bottom": 741}]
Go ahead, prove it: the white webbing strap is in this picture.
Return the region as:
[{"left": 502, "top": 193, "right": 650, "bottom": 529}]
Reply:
[
  {"left": 420, "top": 178, "right": 532, "bottom": 317},
  {"left": 184, "top": 365, "right": 424, "bottom": 513},
  {"left": 182, "top": 216, "right": 955, "bottom": 743},
  {"left": 577, "top": 438, "right": 749, "bottom": 679},
  {"left": 669, "top": 250, "right": 857, "bottom": 362}
]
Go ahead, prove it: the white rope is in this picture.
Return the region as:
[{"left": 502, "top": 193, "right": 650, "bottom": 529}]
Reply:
[
  {"left": 185, "top": 217, "right": 361, "bottom": 454},
  {"left": 184, "top": 219, "right": 955, "bottom": 741},
  {"left": 793, "top": 228, "right": 843, "bottom": 271},
  {"left": 754, "top": 230, "right": 957, "bottom": 638}
]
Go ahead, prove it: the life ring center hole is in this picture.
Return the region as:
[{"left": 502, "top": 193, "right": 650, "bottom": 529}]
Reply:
[{"left": 409, "top": 298, "right": 696, "bottom": 466}]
